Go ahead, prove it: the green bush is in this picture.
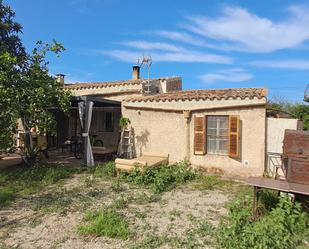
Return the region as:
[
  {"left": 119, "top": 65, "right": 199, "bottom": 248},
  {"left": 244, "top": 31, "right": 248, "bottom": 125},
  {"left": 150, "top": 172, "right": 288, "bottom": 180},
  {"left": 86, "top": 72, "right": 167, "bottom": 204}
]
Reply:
[
  {"left": 94, "top": 161, "right": 116, "bottom": 178},
  {"left": 216, "top": 193, "right": 308, "bottom": 249},
  {"left": 78, "top": 208, "right": 129, "bottom": 239},
  {"left": 121, "top": 161, "right": 196, "bottom": 193}
]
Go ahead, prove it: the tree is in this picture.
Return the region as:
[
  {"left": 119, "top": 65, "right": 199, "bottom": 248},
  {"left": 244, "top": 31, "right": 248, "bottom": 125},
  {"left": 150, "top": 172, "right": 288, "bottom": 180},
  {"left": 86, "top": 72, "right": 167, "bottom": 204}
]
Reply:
[
  {"left": 0, "top": 0, "right": 25, "bottom": 151},
  {"left": 0, "top": 0, "right": 71, "bottom": 152},
  {"left": 267, "top": 97, "right": 309, "bottom": 130}
]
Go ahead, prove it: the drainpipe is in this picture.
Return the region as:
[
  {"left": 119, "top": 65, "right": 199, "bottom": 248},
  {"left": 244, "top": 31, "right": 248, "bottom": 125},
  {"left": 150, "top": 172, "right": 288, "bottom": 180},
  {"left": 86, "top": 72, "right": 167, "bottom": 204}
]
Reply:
[{"left": 183, "top": 110, "right": 191, "bottom": 162}]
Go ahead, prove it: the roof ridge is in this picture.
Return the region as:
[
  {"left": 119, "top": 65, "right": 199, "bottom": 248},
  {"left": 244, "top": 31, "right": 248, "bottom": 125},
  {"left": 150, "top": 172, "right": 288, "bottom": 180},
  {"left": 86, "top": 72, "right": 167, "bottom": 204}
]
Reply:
[{"left": 64, "top": 76, "right": 181, "bottom": 90}]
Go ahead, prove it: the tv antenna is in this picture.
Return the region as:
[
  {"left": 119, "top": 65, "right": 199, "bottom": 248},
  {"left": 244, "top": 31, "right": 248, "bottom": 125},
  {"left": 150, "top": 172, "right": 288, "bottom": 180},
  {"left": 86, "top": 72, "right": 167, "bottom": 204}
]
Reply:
[{"left": 136, "top": 55, "right": 152, "bottom": 94}]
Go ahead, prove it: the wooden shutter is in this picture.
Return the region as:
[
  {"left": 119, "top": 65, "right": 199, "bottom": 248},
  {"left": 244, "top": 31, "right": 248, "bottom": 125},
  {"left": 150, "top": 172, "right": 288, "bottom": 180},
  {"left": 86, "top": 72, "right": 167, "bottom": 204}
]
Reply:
[
  {"left": 194, "top": 115, "right": 206, "bottom": 155},
  {"left": 229, "top": 115, "right": 240, "bottom": 158}
]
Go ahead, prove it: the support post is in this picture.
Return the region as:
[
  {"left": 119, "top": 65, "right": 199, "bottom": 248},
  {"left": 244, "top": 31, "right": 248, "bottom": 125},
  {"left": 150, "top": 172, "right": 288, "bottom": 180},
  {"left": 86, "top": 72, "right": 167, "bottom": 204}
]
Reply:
[{"left": 253, "top": 186, "right": 261, "bottom": 215}]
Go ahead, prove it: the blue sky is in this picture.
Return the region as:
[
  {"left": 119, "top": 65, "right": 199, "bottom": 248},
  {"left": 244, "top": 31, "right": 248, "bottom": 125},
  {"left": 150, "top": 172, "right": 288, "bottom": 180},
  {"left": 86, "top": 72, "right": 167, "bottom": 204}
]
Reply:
[{"left": 6, "top": 0, "right": 309, "bottom": 102}]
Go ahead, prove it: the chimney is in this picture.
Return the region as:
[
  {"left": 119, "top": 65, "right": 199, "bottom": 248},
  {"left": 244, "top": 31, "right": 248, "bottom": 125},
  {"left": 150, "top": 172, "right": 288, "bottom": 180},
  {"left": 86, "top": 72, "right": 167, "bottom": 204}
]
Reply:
[
  {"left": 56, "top": 73, "right": 65, "bottom": 85},
  {"left": 132, "top": 66, "right": 140, "bottom": 80}
]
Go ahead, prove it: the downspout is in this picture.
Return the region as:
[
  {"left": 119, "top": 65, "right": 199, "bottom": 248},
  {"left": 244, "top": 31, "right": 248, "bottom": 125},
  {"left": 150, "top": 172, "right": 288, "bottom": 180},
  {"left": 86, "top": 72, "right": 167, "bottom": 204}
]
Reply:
[{"left": 183, "top": 110, "right": 191, "bottom": 162}]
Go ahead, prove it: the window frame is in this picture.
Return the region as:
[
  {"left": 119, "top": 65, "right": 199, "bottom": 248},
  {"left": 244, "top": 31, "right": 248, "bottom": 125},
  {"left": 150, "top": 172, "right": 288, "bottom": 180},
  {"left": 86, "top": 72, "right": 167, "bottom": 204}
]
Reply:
[
  {"left": 206, "top": 115, "right": 229, "bottom": 155},
  {"left": 104, "top": 111, "right": 114, "bottom": 132}
]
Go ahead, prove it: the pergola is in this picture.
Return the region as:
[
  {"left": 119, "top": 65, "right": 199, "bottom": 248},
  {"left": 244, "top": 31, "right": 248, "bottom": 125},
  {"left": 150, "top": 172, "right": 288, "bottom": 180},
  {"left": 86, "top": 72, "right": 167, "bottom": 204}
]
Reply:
[{"left": 71, "top": 95, "right": 121, "bottom": 166}]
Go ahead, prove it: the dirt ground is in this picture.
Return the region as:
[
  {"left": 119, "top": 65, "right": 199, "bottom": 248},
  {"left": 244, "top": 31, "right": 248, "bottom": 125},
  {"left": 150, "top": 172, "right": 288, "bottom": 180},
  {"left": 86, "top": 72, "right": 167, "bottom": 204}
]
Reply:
[{"left": 0, "top": 173, "right": 233, "bottom": 249}]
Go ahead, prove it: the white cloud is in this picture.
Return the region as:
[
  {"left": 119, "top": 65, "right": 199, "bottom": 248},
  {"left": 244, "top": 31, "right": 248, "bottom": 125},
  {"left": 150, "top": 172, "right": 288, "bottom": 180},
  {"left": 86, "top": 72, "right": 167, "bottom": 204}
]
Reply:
[
  {"left": 180, "top": 5, "right": 309, "bottom": 53},
  {"left": 199, "top": 68, "right": 253, "bottom": 84},
  {"left": 155, "top": 31, "right": 206, "bottom": 47},
  {"left": 102, "top": 49, "right": 232, "bottom": 64},
  {"left": 250, "top": 59, "right": 309, "bottom": 70},
  {"left": 122, "top": 41, "right": 185, "bottom": 52},
  {"left": 154, "top": 30, "right": 233, "bottom": 51}
]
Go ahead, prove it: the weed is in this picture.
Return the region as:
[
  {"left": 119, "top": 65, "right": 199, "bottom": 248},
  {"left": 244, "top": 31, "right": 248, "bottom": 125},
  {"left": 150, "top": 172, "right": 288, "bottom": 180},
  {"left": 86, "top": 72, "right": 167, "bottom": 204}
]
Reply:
[
  {"left": 193, "top": 175, "right": 239, "bottom": 192},
  {"left": 111, "top": 195, "right": 129, "bottom": 209},
  {"left": 110, "top": 179, "right": 124, "bottom": 192},
  {"left": 0, "top": 244, "right": 21, "bottom": 249},
  {"left": 83, "top": 175, "right": 96, "bottom": 187},
  {"left": 0, "top": 187, "right": 15, "bottom": 207},
  {"left": 134, "top": 192, "right": 161, "bottom": 205},
  {"left": 169, "top": 209, "right": 182, "bottom": 217},
  {"left": 133, "top": 210, "right": 147, "bottom": 219},
  {"left": 129, "top": 234, "right": 167, "bottom": 249},
  {"left": 0, "top": 163, "right": 78, "bottom": 207},
  {"left": 94, "top": 161, "right": 116, "bottom": 178},
  {"left": 216, "top": 192, "right": 309, "bottom": 249},
  {"left": 121, "top": 161, "right": 196, "bottom": 193},
  {"left": 78, "top": 208, "right": 129, "bottom": 239},
  {"left": 187, "top": 213, "right": 198, "bottom": 223},
  {"left": 32, "top": 187, "right": 92, "bottom": 214}
]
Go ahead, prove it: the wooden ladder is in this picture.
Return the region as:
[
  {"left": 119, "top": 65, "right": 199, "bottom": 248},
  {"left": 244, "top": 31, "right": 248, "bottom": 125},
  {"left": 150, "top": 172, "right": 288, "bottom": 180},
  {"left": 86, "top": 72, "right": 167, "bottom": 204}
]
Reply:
[{"left": 118, "top": 128, "right": 134, "bottom": 159}]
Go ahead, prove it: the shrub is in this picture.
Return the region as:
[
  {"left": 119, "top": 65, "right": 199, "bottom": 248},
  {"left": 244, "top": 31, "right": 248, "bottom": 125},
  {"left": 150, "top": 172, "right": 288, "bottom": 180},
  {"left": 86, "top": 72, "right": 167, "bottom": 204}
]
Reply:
[
  {"left": 121, "top": 161, "right": 196, "bottom": 193},
  {"left": 94, "top": 161, "right": 116, "bottom": 178},
  {"left": 216, "top": 193, "right": 309, "bottom": 249},
  {"left": 78, "top": 208, "right": 129, "bottom": 239}
]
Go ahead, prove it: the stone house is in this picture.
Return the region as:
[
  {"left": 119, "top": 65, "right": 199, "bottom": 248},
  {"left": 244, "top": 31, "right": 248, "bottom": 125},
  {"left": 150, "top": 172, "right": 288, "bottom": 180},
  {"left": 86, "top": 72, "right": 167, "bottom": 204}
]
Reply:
[{"left": 60, "top": 66, "right": 267, "bottom": 177}]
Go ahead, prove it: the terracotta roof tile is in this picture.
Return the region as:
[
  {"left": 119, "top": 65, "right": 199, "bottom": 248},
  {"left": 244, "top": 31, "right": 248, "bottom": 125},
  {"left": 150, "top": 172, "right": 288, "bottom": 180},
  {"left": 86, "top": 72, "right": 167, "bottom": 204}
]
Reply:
[
  {"left": 64, "top": 79, "right": 143, "bottom": 90},
  {"left": 125, "top": 87, "right": 267, "bottom": 102},
  {"left": 64, "top": 77, "right": 180, "bottom": 90}
]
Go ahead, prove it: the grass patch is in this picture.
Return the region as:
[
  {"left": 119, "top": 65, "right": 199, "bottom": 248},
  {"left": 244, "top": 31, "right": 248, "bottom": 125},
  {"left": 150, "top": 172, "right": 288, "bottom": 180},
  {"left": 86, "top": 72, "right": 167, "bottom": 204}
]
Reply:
[
  {"left": 129, "top": 234, "right": 168, "bottom": 249},
  {"left": 0, "top": 163, "right": 78, "bottom": 207},
  {"left": 0, "top": 187, "right": 15, "bottom": 207},
  {"left": 133, "top": 192, "right": 161, "bottom": 205},
  {"left": 193, "top": 175, "right": 241, "bottom": 192},
  {"left": 78, "top": 208, "right": 129, "bottom": 239},
  {"left": 94, "top": 161, "right": 116, "bottom": 178},
  {"left": 121, "top": 160, "right": 196, "bottom": 193},
  {"left": 32, "top": 186, "right": 101, "bottom": 214}
]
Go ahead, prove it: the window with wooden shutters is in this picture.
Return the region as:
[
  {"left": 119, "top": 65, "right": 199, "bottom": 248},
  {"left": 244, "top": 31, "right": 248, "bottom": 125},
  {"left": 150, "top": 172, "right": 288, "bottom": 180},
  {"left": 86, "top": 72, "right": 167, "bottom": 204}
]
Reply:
[
  {"left": 229, "top": 115, "right": 240, "bottom": 158},
  {"left": 206, "top": 116, "right": 229, "bottom": 155},
  {"left": 194, "top": 116, "right": 206, "bottom": 155}
]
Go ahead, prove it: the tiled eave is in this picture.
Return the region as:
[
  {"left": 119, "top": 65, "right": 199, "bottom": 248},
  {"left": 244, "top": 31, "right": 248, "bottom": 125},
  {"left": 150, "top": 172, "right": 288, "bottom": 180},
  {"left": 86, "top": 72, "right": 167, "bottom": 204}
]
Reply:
[{"left": 125, "top": 88, "right": 267, "bottom": 103}]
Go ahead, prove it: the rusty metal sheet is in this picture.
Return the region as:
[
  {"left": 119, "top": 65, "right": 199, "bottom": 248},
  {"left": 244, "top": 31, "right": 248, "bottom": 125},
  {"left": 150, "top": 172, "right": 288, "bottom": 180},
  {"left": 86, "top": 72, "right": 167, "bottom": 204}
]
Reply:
[
  {"left": 287, "top": 156, "right": 309, "bottom": 185},
  {"left": 283, "top": 129, "right": 309, "bottom": 156}
]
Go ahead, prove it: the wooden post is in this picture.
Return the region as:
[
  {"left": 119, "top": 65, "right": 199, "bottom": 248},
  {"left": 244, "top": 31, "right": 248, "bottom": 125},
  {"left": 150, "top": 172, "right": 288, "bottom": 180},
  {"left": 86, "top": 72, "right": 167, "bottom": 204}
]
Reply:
[{"left": 253, "top": 186, "right": 260, "bottom": 215}]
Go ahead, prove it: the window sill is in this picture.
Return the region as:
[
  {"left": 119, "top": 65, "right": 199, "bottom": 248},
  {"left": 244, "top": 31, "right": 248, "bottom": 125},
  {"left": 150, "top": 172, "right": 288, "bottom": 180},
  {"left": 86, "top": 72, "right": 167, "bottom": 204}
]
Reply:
[{"left": 206, "top": 153, "right": 228, "bottom": 156}]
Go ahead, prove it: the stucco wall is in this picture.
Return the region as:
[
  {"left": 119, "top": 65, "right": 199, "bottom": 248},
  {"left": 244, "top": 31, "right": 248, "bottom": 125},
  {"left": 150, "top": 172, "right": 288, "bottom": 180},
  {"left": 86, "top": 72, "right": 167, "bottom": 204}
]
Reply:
[
  {"left": 123, "top": 108, "right": 187, "bottom": 160},
  {"left": 190, "top": 107, "right": 266, "bottom": 176},
  {"left": 266, "top": 117, "right": 299, "bottom": 154},
  {"left": 123, "top": 98, "right": 266, "bottom": 177}
]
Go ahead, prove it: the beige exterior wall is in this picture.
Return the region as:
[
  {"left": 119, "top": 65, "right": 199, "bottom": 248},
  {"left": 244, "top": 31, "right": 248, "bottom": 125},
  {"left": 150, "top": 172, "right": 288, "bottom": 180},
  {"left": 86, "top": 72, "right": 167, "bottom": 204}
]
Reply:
[
  {"left": 123, "top": 97, "right": 266, "bottom": 177},
  {"left": 190, "top": 107, "right": 266, "bottom": 176},
  {"left": 266, "top": 117, "right": 299, "bottom": 154}
]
